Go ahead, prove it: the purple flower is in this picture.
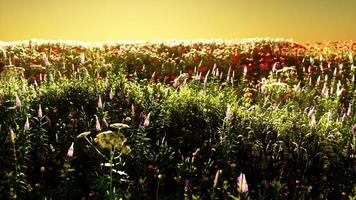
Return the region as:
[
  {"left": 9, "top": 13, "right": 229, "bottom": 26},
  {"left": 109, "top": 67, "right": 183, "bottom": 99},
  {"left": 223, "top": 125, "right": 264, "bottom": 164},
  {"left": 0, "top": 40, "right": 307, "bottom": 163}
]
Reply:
[
  {"left": 45, "top": 116, "right": 52, "bottom": 127},
  {"left": 184, "top": 179, "right": 189, "bottom": 193},
  {"left": 237, "top": 173, "right": 248, "bottom": 193}
]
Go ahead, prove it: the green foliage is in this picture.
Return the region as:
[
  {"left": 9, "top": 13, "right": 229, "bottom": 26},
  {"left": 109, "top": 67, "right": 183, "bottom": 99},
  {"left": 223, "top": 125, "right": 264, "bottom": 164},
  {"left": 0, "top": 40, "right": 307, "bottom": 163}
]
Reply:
[{"left": 0, "top": 40, "right": 355, "bottom": 199}]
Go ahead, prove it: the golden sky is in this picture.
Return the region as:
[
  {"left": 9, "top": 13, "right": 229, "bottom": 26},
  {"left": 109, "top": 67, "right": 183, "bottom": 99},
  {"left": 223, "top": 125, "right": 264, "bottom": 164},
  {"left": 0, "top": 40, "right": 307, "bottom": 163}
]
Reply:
[{"left": 0, "top": 0, "right": 355, "bottom": 42}]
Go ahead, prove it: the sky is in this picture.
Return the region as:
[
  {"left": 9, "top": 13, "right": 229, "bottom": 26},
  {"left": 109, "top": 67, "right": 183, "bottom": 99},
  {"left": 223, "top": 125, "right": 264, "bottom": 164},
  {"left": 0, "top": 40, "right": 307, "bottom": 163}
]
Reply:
[{"left": 0, "top": 0, "right": 355, "bottom": 42}]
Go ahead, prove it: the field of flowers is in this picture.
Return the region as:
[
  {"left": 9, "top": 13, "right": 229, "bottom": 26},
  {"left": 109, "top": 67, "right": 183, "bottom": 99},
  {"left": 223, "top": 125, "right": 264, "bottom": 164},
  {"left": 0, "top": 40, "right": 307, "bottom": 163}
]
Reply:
[{"left": 0, "top": 39, "right": 355, "bottom": 200}]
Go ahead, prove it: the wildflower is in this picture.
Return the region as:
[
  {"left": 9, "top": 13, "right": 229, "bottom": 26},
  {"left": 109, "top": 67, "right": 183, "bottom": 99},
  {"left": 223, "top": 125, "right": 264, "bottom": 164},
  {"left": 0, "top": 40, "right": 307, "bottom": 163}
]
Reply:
[
  {"left": 110, "top": 123, "right": 130, "bottom": 130},
  {"left": 213, "top": 169, "right": 222, "bottom": 189},
  {"left": 204, "top": 70, "right": 210, "bottom": 89},
  {"left": 67, "top": 142, "right": 74, "bottom": 157},
  {"left": 237, "top": 173, "right": 249, "bottom": 193},
  {"left": 102, "top": 117, "right": 109, "bottom": 127},
  {"left": 49, "top": 144, "right": 55, "bottom": 152},
  {"left": 77, "top": 131, "right": 91, "bottom": 139},
  {"left": 109, "top": 89, "right": 114, "bottom": 100},
  {"left": 9, "top": 128, "right": 16, "bottom": 144},
  {"left": 173, "top": 78, "right": 179, "bottom": 88},
  {"left": 226, "top": 66, "right": 231, "bottom": 82},
  {"left": 341, "top": 113, "right": 347, "bottom": 122},
  {"left": 24, "top": 117, "right": 30, "bottom": 131},
  {"left": 272, "top": 62, "right": 277, "bottom": 72},
  {"left": 327, "top": 110, "right": 332, "bottom": 121},
  {"left": 352, "top": 124, "right": 356, "bottom": 133},
  {"left": 347, "top": 106, "right": 352, "bottom": 116},
  {"left": 38, "top": 104, "right": 43, "bottom": 118},
  {"left": 307, "top": 107, "right": 315, "bottom": 118},
  {"left": 22, "top": 84, "right": 27, "bottom": 94},
  {"left": 44, "top": 55, "right": 50, "bottom": 66},
  {"left": 151, "top": 72, "right": 156, "bottom": 81},
  {"left": 293, "top": 82, "right": 301, "bottom": 92},
  {"left": 310, "top": 114, "right": 317, "bottom": 128},
  {"left": 80, "top": 53, "right": 85, "bottom": 65},
  {"left": 15, "top": 94, "right": 21, "bottom": 108},
  {"left": 322, "top": 84, "right": 329, "bottom": 97},
  {"left": 97, "top": 95, "right": 103, "bottom": 109},
  {"left": 184, "top": 179, "right": 189, "bottom": 194},
  {"left": 143, "top": 113, "right": 150, "bottom": 127},
  {"left": 95, "top": 116, "right": 101, "bottom": 132},
  {"left": 225, "top": 104, "right": 232, "bottom": 120},
  {"left": 131, "top": 104, "right": 135, "bottom": 116},
  {"left": 192, "top": 148, "right": 200, "bottom": 157}
]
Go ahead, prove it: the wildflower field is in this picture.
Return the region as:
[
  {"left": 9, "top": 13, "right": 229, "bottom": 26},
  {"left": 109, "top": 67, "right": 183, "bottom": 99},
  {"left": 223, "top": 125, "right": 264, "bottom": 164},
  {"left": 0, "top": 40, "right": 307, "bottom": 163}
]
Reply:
[{"left": 0, "top": 39, "right": 355, "bottom": 200}]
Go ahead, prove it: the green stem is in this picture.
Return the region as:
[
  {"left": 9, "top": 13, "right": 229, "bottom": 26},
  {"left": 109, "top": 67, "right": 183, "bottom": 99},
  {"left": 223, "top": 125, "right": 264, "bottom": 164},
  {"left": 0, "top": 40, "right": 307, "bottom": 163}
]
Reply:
[
  {"left": 84, "top": 137, "right": 109, "bottom": 162},
  {"left": 109, "top": 147, "right": 114, "bottom": 200},
  {"left": 156, "top": 181, "right": 160, "bottom": 200}
]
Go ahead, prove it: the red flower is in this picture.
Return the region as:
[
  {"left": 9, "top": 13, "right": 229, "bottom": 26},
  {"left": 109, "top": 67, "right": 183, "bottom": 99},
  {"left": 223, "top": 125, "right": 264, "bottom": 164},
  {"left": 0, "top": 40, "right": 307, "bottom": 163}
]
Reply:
[{"left": 199, "top": 66, "right": 209, "bottom": 72}]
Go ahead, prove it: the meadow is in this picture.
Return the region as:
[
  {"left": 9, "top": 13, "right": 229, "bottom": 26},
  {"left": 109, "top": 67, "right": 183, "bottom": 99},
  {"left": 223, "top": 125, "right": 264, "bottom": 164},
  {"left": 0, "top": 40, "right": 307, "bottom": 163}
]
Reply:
[{"left": 0, "top": 39, "right": 355, "bottom": 199}]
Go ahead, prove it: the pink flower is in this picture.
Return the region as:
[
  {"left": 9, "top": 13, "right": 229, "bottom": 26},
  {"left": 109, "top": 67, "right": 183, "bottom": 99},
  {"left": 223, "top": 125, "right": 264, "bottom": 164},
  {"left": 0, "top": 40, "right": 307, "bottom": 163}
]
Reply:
[
  {"left": 131, "top": 104, "right": 136, "bottom": 116},
  {"left": 38, "top": 104, "right": 43, "bottom": 118},
  {"left": 24, "top": 117, "right": 30, "bottom": 131},
  {"left": 67, "top": 142, "right": 74, "bottom": 157},
  {"left": 102, "top": 117, "right": 109, "bottom": 127},
  {"left": 109, "top": 89, "right": 114, "bottom": 100},
  {"left": 143, "top": 113, "right": 150, "bottom": 127},
  {"left": 307, "top": 107, "right": 314, "bottom": 118},
  {"left": 225, "top": 104, "right": 232, "bottom": 120},
  {"left": 98, "top": 95, "right": 103, "bottom": 109},
  {"left": 15, "top": 94, "right": 21, "bottom": 108},
  {"left": 243, "top": 66, "right": 248, "bottom": 77},
  {"left": 22, "top": 84, "right": 27, "bottom": 94},
  {"left": 204, "top": 70, "right": 210, "bottom": 89},
  {"left": 96, "top": 116, "right": 101, "bottom": 132},
  {"left": 237, "top": 173, "right": 249, "bottom": 193},
  {"left": 193, "top": 148, "right": 200, "bottom": 157},
  {"left": 173, "top": 79, "right": 179, "bottom": 88}
]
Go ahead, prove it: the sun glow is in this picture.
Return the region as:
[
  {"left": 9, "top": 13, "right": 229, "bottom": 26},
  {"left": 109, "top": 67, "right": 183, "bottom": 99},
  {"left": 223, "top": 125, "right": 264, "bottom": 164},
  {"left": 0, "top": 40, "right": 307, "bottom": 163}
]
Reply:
[{"left": 0, "top": 0, "right": 355, "bottom": 42}]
